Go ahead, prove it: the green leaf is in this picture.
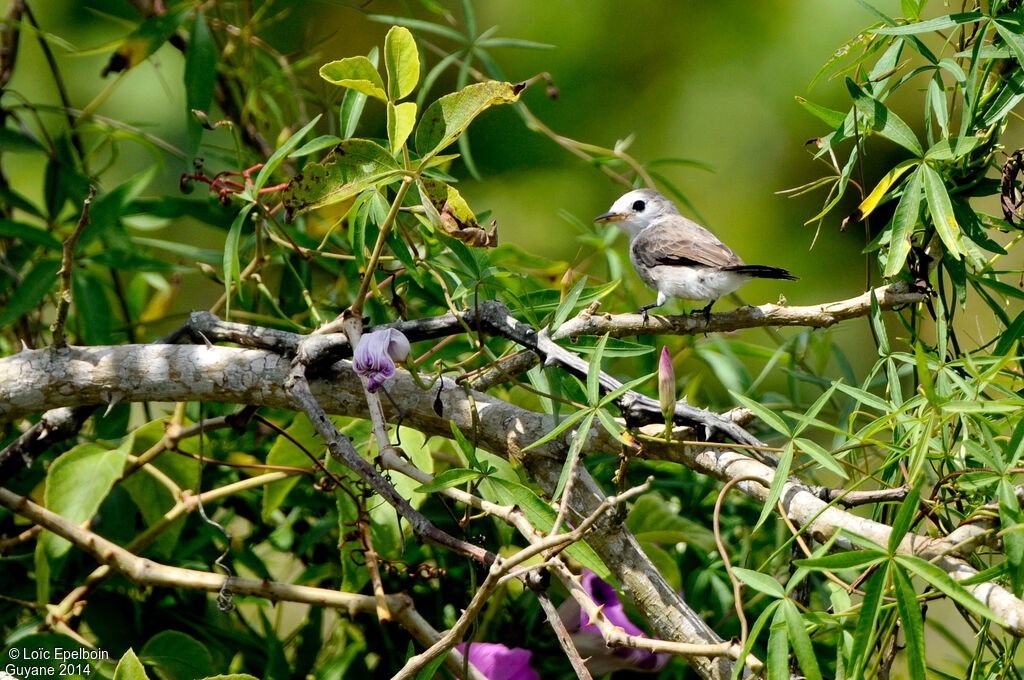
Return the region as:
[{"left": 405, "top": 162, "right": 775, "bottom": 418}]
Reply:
[
  {"left": 387, "top": 101, "right": 417, "bottom": 154},
  {"left": 0, "top": 259, "right": 60, "bottom": 328},
  {"left": 766, "top": 609, "right": 790, "bottom": 680},
  {"left": 983, "top": 69, "right": 1024, "bottom": 127},
  {"left": 290, "top": 135, "right": 343, "bottom": 157},
  {"left": 783, "top": 600, "right": 824, "bottom": 680},
  {"left": 872, "top": 12, "right": 984, "bottom": 35},
  {"left": 833, "top": 380, "right": 890, "bottom": 412},
  {"left": 921, "top": 163, "right": 963, "bottom": 259},
  {"left": 184, "top": 11, "right": 217, "bottom": 154},
  {"left": 368, "top": 14, "right": 466, "bottom": 42},
  {"left": 222, "top": 203, "right": 252, "bottom": 315},
  {"left": 320, "top": 56, "right": 387, "bottom": 102},
  {"left": 999, "top": 479, "right": 1024, "bottom": 595},
  {"left": 729, "top": 391, "right": 790, "bottom": 436},
  {"left": 414, "top": 468, "right": 484, "bottom": 493},
  {"left": 102, "top": 8, "right": 189, "bottom": 75},
  {"left": 413, "top": 651, "right": 447, "bottom": 680},
  {"left": 262, "top": 416, "right": 319, "bottom": 521},
  {"left": 994, "top": 19, "right": 1024, "bottom": 67},
  {"left": 884, "top": 166, "right": 923, "bottom": 277},
  {"left": 795, "top": 437, "right": 847, "bottom": 478},
  {"left": 927, "top": 74, "right": 949, "bottom": 138},
  {"left": 487, "top": 477, "right": 612, "bottom": 581},
  {"left": 0, "top": 126, "right": 46, "bottom": 153},
  {"left": 114, "top": 649, "right": 150, "bottom": 680},
  {"left": 121, "top": 419, "right": 198, "bottom": 557},
  {"left": 888, "top": 484, "right": 920, "bottom": 552},
  {"left": 551, "top": 411, "right": 595, "bottom": 503},
  {"left": 40, "top": 436, "right": 132, "bottom": 563},
  {"left": 550, "top": 276, "right": 588, "bottom": 330},
  {"left": 587, "top": 334, "right": 609, "bottom": 404},
  {"left": 795, "top": 550, "right": 886, "bottom": 570},
  {"left": 895, "top": 554, "right": 1003, "bottom": 623},
  {"left": 924, "top": 137, "right": 982, "bottom": 161},
  {"left": 384, "top": 26, "right": 420, "bottom": 101},
  {"left": 995, "top": 309, "right": 1024, "bottom": 356},
  {"left": 0, "top": 218, "right": 63, "bottom": 250},
  {"left": 733, "top": 567, "right": 786, "bottom": 599},
  {"left": 795, "top": 96, "right": 847, "bottom": 129},
  {"left": 848, "top": 566, "right": 888, "bottom": 671},
  {"left": 282, "top": 139, "right": 403, "bottom": 220},
  {"left": 449, "top": 421, "right": 482, "bottom": 469},
  {"left": 415, "top": 81, "right": 522, "bottom": 159},
  {"left": 755, "top": 442, "right": 793, "bottom": 531},
  {"left": 846, "top": 78, "right": 923, "bottom": 156},
  {"left": 253, "top": 114, "right": 323, "bottom": 193},
  {"left": 892, "top": 565, "right": 926, "bottom": 680},
  {"left": 139, "top": 631, "right": 214, "bottom": 680}
]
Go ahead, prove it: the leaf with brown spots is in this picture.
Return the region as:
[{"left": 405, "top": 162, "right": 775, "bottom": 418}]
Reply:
[
  {"left": 281, "top": 139, "right": 403, "bottom": 222},
  {"left": 417, "top": 178, "right": 498, "bottom": 248},
  {"left": 414, "top": 81, "right": 522, "bottom": 161}
]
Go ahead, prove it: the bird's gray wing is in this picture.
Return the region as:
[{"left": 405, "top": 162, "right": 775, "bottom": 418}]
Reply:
[{"left": 631, "top": 217, "right": 743, "bottom": 269}]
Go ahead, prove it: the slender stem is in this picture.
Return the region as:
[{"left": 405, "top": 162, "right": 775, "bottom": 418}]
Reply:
[
  {"left": 351, "top": 177, "right": 415, "bottom": 318},
  {"left": 51, "top": 186, "right": 95, "bottom": 348}
]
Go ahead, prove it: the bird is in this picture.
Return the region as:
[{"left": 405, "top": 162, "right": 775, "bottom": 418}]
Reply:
[{"left": 594, "top": 189, "right": 797, "bottom": 322}]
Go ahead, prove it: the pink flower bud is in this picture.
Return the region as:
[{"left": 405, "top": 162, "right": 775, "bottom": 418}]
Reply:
[{"left": 658, "top": 346, "right": 676, "bottom": 425}]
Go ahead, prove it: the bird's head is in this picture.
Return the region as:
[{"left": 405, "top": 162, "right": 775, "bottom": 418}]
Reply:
[{"left": 593, "top": 189, "right": 680, "bottom": 238}]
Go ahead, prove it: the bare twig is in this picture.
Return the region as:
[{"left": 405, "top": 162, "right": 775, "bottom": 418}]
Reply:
[
  {"left": 0, "top": 485, "right": 487, "bottom": 680},
  {"left": 713, "top": 475, "right": 769, "bottom": 653},
  {"left": 533, "top": 588, "right": 594, "bottom": 680},
  {"left": 392, "top": 480, "right": 652, "bottom": 680},
  {"left": 284, "top": 359, "right": 495, "bottom": 565},
  {"left": 51, "top": 186, "right": 96, "bottom": 349}
]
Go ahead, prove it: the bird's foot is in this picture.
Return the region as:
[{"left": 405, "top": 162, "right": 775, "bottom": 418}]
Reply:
[
  {"left": 638, "top": 303, "right": 658, "bottom": 326},
  {"left": 699, "top": 301, "right": 715, "bottom": 325}
]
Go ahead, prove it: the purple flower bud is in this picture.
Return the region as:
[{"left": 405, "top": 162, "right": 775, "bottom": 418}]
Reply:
[
  {"left": 558, "top": 570, "right": 671, "bottom": 675},
  {"left": 455, "top": 642, "right": 539, "bottom": 680},
  {"left": 353, "top": 329, "right": 411, "bottom": 393},
  {"left": 658, "top": 346, "right": 676, "bottom": 426}
]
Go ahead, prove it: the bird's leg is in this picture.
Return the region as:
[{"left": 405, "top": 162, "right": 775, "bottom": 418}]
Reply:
[
  {"left": 638, "top": 303, "right": 658, "bottom": 325},
  {"left": 699, "top": 299, "right": 716, "bottom": 324},
  {"left": 637, "top": 292, "right": 667, "bottom": 326}
]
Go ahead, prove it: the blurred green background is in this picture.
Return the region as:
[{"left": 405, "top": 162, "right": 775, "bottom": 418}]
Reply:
[{"left": 4, "top": 0, "right": 1020, "bottom": 365}]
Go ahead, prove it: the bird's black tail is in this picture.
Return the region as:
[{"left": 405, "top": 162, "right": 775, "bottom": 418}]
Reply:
[{"left": 724, "top": 264, "right": 798, "bottom": 280}]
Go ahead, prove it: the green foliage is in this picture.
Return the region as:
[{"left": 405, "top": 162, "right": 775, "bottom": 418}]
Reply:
[{"left": 3, "top": 2, "right": 1024, "bottom": 680}]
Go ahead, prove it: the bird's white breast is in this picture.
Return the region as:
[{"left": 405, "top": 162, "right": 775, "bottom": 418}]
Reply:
[{"left": 630, "top": 249, "right": 748, "bottom": 302}]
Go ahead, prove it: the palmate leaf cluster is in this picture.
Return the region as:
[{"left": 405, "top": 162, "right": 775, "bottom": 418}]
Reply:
[{"left": 1, "top": 1, "right": 1024, "bottom": 680}]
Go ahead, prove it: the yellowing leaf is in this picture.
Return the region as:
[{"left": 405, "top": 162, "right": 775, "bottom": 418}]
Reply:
[
  {"left": 384, "top": 26, "right": 420, "bottom": 101},
  {"left": 850, "top": 159, "right": 919, "bottom": 222},
  {"left": 387, "top": 101, "right": 417, "bottom": 154},
  {"left": 319, "top": 56, "right": 387, "bottom": 102}
]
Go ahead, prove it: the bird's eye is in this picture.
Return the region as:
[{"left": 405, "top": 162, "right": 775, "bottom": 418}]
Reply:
[{"left": 631, "top": 200, "right": 646, "bottom": 212}]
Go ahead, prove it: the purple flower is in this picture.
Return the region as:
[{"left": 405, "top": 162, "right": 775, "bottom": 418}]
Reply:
[
  {"left": 558, "top": 569, "right": 671, "bottom": 675},
  {"left": 455, "top": 642, "right": 539, "bottom": 680},
  {"left": 353, "top": 328, "right": 411, "bottom": 393}
]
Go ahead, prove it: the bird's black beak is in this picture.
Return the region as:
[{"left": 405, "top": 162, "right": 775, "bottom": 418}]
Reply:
[{"left": 594, "top": 212, "right": 625, "bottom": 224}]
